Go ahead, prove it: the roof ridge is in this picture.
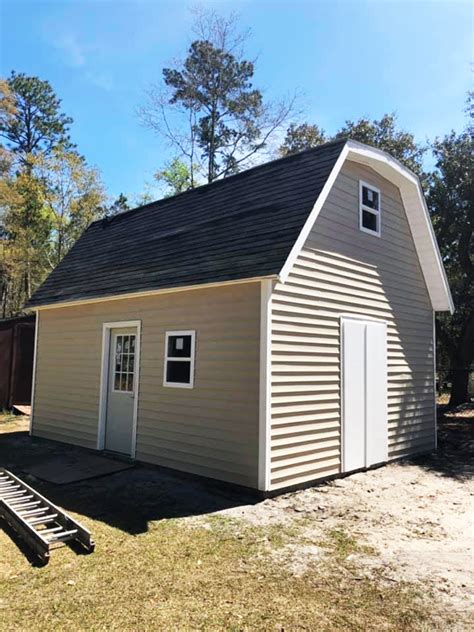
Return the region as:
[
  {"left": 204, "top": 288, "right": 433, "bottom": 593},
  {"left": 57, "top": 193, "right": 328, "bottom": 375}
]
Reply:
[{"left": 98, "top": 139, "right": 348, "bottom": 226}]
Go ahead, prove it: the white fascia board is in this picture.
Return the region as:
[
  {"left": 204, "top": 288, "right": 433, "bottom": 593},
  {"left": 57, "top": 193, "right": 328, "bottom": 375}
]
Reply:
[
  {"left": 279, "top": 143, "right": 350, "bottom": 283},
  {"left": 279, "top": 140, "right": 453, "bottom": 314},
  {"left": 33, "top": 275, "right": 277, "bottom": 311}
]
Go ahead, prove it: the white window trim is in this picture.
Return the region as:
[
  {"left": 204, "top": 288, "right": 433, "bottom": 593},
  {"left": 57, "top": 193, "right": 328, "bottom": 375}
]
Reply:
[
  {"left": 359, "top": 180, "right": 381, "bottom": 237},
  {"left": 163, "top": 330, "right": 196, "bottom": 389},
  {"left": 111, "top": 331, "right": 136, "bottom": 394}
]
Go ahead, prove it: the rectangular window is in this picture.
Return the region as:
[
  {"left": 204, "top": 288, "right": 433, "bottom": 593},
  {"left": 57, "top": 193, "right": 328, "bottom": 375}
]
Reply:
[
  {"left": 359, "top": 181, "right": 381, "bottom": 236},
  {"left": 163, "top": 330, "right": 196, "bottom": 388},
  {"left": 112, "top": 334, "right": 136, "bottom": 393}
]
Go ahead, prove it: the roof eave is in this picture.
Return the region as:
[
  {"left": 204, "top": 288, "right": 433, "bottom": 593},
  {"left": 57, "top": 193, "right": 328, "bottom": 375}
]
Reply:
[{"left": 27, "top": 274, "right": 279, "bottom": 311}]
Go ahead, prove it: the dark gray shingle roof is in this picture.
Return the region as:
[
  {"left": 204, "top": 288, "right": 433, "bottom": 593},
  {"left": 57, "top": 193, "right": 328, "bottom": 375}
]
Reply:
[{"left": 27, "top": 140, "right": 346, "bottom": 308}]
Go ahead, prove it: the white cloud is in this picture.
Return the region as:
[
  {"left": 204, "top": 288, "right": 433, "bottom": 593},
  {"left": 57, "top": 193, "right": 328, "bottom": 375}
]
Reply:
[
  {"left": 45, "top": 28, "right": 114, "bottom": 90},
  {"left": 52, "top": 33, "right": 86, "bottom": 67},
  {"left": 85, "top": 70, "right": 114, "bottom": 92}
]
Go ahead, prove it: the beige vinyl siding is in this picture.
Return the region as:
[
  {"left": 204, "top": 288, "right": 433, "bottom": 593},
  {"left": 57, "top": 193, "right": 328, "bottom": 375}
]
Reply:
[
  {"left": 270, "top": 160, "right": 434, "bottom": 490},
  {"left": 33, "top": 282, "right": 260, "bottom": 488}
]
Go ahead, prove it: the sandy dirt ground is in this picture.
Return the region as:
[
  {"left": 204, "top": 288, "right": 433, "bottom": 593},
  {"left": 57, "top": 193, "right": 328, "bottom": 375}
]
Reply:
[{"left": 206, "top": 406, "right": 474, "bottom": 623}]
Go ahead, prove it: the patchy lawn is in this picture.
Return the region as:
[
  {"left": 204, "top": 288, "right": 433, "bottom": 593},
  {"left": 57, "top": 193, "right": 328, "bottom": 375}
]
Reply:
[{"left": 0, "top": 407, "right": 472, "bottom": 631}]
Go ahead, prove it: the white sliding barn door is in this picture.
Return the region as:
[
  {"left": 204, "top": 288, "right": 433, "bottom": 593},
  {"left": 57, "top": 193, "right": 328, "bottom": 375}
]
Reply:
[
  {"left": 365, "top": 321, "right": 388, "bottom": 466},
  {"left": 342, "top": 319, "right": 366, "bottom": 471},
  {"left": 342, "top": 318, "right": 387, "bottom": 472}
]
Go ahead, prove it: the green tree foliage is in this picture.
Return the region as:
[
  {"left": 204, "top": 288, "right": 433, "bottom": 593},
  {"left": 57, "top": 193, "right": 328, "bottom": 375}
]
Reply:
[
  {"left": 162, "top": 39, "right": 263, "bottom": 182},
  {"left": 0, "top": 72, "right": 73, "bottom": 167},
  {"left": 140, "top": 9, "right": 295, "bottom": 184},
  {"left": 279, "top": 123, "right": 327, "bottom": 156},
  {"left": 109, "top": 193, "right": 129, "bottom": 215},
  {"left": 155, "top": 157, "right": 194, "bottom": 196},
  {"left": 0, "top": 74, "right": 105, "bottom": 317},
  {"left": 427, "top": 99, "right": 473, "bottom": 405},
  {"left": 100, "top": 193, "right": 130, "bottom": 218},
  {"left": 334, "top": 114, "right": 425, "bottom": 174},
  {"left": 278, "top": 113, "right": 424, "bottom": 174},
  {"left": 35, "top": 148, "right": 106, "bottom": 267},
  {"left": 0, "top": 169, "right": 51, "bottom": 316}
]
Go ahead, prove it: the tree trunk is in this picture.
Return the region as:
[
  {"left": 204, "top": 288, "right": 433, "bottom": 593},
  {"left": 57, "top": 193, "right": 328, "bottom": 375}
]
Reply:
[
  {"left": 438, "top": 310, "right": 474, "bottom": 407},
  {"left": 449, "top": 365, "right": 470, "bottom": 406}
]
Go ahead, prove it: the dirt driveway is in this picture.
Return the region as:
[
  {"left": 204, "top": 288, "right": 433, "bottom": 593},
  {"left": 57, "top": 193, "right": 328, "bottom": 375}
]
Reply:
[{"left": 1, "top": 406, "right": 473, "bottom": 630}]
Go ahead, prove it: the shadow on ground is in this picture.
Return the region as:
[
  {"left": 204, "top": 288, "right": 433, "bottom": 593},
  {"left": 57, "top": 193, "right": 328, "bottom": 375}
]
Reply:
[
  {"left": 1, "top": 404, "right": 472, "bottom": 550},
  {"left": 0, "top": 428, "right": 258, "bottom": 539},
  {"left": 407, "top": 404, "right": 474, "bottom": 481}
]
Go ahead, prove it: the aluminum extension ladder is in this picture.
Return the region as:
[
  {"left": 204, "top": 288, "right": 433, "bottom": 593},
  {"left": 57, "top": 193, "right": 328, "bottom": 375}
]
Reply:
[{"left": 0, "top": 468, "right": 94, "bottom": 564}]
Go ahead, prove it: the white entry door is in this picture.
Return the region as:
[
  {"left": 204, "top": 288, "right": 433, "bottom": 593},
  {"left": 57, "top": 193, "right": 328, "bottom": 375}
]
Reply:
[
  {"left": 105, "top": 327, "right": 138, "bottom": 455},
  {"left": 342, "top": 317, "right": 387, "bottom": 472}
]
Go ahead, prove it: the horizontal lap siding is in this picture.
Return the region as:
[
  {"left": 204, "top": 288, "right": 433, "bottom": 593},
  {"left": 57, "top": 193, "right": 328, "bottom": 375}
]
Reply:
[
  {"left": 33, "top": 282, "right": 260, "bottom": 488},
  {"left": 269, "top": 161, "right": 434, "bottom": 490}
]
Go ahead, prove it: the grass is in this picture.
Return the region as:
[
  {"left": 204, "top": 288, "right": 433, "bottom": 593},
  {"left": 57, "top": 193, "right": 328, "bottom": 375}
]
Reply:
[
  {"left": 1, "top": 513, "right": 438, "bottom": 632},
  {"left": 0, "top": 414, "right": 457, "bottom": 631},
  {"left": 0, "top": 410, "right": 16, "bottom": 425},
  {"left": 321, "top": 527, "right": 376, "bottom": 559}
]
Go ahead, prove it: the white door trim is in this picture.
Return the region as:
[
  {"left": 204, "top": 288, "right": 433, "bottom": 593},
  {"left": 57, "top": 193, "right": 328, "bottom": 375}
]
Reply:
[{"left": 98, "top": 320, "right": 141, "bottom": 457}]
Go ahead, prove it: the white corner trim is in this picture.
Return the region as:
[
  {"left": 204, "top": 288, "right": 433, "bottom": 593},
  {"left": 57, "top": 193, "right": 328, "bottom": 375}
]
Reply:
[
  {"left": 98, "top": 320, "right": 142, "bottom": 457},
  {"left": 258, "top": 279, "right": 273, "bottom": 491},
  {"left": 279, "top": 140, "right": 453, "bottom": 314},
  {"left": 29, "top": 310, "right": 39, "bottom": 436},
  {"left": 433, "top": 311, "right": 438, "bottom": 450}
]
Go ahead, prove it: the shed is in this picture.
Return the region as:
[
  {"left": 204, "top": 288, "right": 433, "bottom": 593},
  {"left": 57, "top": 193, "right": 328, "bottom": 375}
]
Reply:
[
  {"left": 0, "top": 314, "right": 36, "bottom": 411},
  {"left": 26, "top": 140, "right": 453, "bottom": 493}
]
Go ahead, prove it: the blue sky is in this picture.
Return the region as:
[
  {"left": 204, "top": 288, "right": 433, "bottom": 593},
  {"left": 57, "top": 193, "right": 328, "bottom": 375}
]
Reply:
[{"left": 0, "top": 0, "right": 472, "bottom": 202}]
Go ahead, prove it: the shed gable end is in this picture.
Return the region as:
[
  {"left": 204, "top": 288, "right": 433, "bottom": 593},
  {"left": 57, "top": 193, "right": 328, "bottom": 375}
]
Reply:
[{"left": 268, "top": 161, "right": 434, "bottom": 490}]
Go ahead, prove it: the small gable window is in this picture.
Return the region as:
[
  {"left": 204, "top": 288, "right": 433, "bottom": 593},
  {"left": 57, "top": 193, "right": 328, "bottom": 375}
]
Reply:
[
  {"left": 163, "top": 331, "right": 196, "bottom": 388},
  {"left": 359, "top": 181, "right": 381, "bottom": 236}
]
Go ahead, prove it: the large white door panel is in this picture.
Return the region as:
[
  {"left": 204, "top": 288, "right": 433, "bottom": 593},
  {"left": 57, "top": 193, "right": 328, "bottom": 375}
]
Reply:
[
  {"left": 365, "top": 322, "right": 388, "bottom": 466},
  {"left": 342, "top": 320, "right": 366, "bottom": 472}
]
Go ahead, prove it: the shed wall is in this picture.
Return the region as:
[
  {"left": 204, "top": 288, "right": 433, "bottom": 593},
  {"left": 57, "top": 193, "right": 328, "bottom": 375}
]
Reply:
[
  {"left": 270, "top": 160, "right": 434, "bottom": 490},
  {"left": 33, "top": 282, "right": 260, "bottom": 488}
]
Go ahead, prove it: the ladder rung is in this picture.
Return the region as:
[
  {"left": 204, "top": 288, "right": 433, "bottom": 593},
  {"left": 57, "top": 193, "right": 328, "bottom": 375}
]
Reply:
[
  {"left": 19, "top": 508, "right": 48, "bottom": 518},
  {"left": 9, "top": 500, "right": 41, "bottom": 510},
  {"left": 8, "top": 495, "right": 34, "bottom": 504},
  {"left": 38, "top": 526, "right": 64, "bottom": 535},
  {"left": 47, "top": 529, "right": 78, "bottom": 542},
  {"left": 2, "top": 491, "right": 28, "bottom": 499},
  {"left": 0, "top": 483, "right": 19, "bottom": 489},
  {"left": 28, "top": 514, "right": 58, "bottom": 525}
]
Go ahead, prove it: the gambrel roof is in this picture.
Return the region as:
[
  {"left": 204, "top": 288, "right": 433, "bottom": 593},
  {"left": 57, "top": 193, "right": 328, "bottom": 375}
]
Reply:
[{"left": 27, "top": 140, "right": 453, "bottom": 313}]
